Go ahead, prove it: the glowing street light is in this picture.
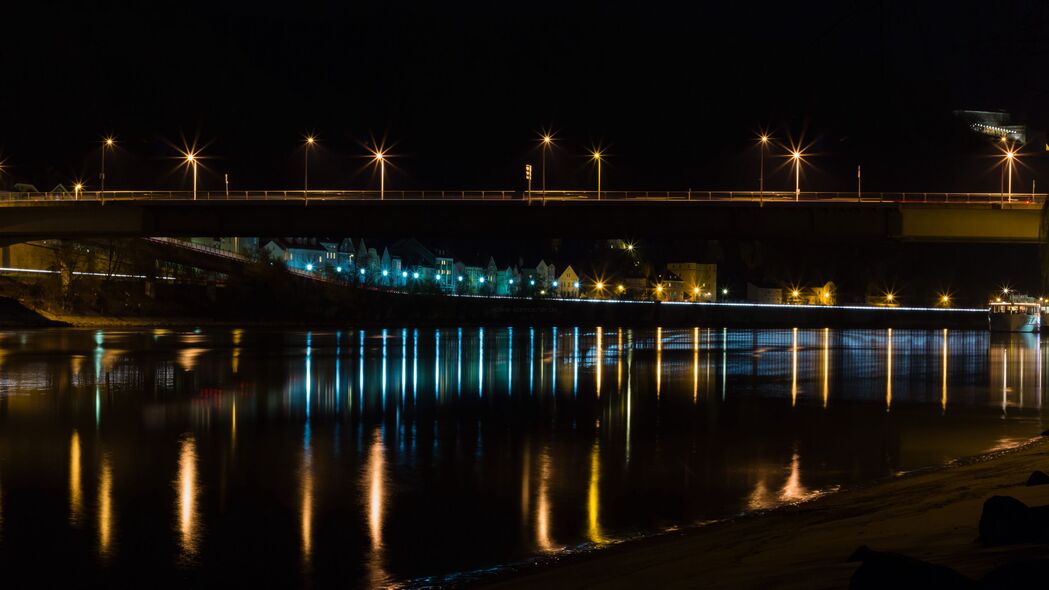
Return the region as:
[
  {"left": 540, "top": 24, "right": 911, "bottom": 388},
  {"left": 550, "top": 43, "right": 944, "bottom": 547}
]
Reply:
[
  {"left": 758, "top": 134, "right": 769, "bottom": 205},
  {"left": 73, "top": 182, "right": 84, "bottom": 200},
  {"left": 101, "top": 136, "right": 115, "bottom": 195},
  {"left": 1003, "top": 147, "right": 1016, "bottom": 202},
  {"left": 790, "top": 148, "right": 803, "bottom": 201},
  {"left": 540, "top": 133, "right": 554, "bottom": 200},
  {"left": 372, "top": 148, "right": 386, "bottom": 200},
  {"left": 182, "top": 149, "right": 200, "bottom": 200},
  {"left": 592, "top": 150, "right": 603, "bottom": 200},
  {"left": 940, "top": 294, "right": 951, "bottom": 307},
  {"left": 304, "top": 135, "right": 317, "bottom": 198}
]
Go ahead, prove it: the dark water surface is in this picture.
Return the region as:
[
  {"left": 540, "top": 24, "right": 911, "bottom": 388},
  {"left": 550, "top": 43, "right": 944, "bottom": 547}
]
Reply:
[{"left": 0, "top": 327, "right": 1044, "bottom": 587}]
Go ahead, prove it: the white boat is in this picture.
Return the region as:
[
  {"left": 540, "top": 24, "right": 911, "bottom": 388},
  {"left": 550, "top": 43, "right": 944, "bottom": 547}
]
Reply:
[{"left": 989, "top": 300, "right": 1041, "bottom": 332}]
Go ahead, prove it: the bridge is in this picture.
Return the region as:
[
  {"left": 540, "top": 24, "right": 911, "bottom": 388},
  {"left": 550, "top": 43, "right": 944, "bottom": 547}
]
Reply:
[{"left": 0, "top": 190, "right": 1043, "bottom": 242}]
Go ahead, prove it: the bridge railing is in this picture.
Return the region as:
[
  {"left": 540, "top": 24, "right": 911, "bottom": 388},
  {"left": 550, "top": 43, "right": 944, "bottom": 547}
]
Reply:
[{"left": 0, "top": 189, "right": 1044, "bottom": 205}]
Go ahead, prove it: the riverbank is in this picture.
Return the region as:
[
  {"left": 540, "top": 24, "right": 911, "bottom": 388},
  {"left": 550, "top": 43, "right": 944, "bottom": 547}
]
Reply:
[
  {"left": 480, "top": 436, "right": 1049, "bottom": 589},
  {"left": 0, "top": 269, "right": 988, "bottom": 329},
  {"left": 26, "top": 294, "right": 988, "bottom": 330}
]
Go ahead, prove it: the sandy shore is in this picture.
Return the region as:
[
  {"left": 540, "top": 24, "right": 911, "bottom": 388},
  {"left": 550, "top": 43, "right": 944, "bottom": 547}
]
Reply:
[{"left": 481, "top": 437, "right": 1049, "bottom": 589}]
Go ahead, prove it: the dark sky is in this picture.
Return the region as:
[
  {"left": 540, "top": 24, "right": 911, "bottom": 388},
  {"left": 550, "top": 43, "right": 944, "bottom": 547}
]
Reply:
[{"left": 4, "top": 1, "right": 1049, "bottom": 193}]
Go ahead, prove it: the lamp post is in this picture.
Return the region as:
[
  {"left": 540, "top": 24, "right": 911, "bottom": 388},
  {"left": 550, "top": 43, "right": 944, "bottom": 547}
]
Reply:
[
  {"left": 758, "top": 134, "right": 768, "bottom": 205},
  {"left": 373, "top": 149, "right": 386, "bottom": 200},
  {"left": 184, "top": 151, "right": 198, "bottom": 200},
  {"left": 304, "top": 135, "right": 316, "bottom": 200},
  {"left": 100, "top": 137, "right": 114, "bottom": 196},
  {"left": 791, "top": 149, "right": 801, "bottom": 201},
  {"left": 1005, "top": 149, "right": 1015, "bottom": 203},
  {"left": 592, "top": 150, "right": 603, "bottom": 200},
  {"left": 541, "top": 134, "right": 553, "bottom": 201},
  {"left": 73, "top": 182, "right": 83, "bottom": 200}
]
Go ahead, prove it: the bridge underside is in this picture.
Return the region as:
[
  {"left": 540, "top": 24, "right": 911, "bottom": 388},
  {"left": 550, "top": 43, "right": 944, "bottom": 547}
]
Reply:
[{"left": 0, "top": 201, "right": 1041, "bottom": 242}]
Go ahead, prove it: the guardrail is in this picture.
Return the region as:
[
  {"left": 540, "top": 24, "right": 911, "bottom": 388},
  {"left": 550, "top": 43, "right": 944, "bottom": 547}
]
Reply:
[{"left": 0, "top": 189, "right": 1044, "bottom": 205}]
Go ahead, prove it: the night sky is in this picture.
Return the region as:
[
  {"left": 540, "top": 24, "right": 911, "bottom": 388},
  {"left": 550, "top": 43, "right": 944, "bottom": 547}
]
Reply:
[{"left": 4, "top": 1, "right": 1049, "bottom": 193}]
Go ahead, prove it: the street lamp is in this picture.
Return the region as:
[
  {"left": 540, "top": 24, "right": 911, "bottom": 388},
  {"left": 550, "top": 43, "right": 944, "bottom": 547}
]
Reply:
[
  {"left": 304, "top": 135, "right": 316, "bottom": 199},
  {"left": 182, "top": 150, "right": 199, "bottom": 200},
  {"left": 372, "top": 148, "right": 386, "bottom": 200},
  {"left": 101, "top": 136, "right": 115, "bottom": 196},
  {"left": 592, "top": 149, "right": 603, "bottom": 200},
  {"left": 1004, "top": 148, "right": 1016, "bottom": 202},
  {"left": 758, "top": 134, "right": 769, "bottom": 205},
  {"left": 790, "top": 149, "right": 802, "bottom": 201},
  {"left": 73, "top": 182, "right": 84, "bottom": 200},
  {"left": 540, "top": 133, "right": 553, "bottom": 200}
]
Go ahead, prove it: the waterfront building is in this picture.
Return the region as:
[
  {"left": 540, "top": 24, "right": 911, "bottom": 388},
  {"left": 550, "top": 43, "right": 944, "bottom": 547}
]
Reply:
[
  {"left": 380, "top": 248, "right": 393, "bottom": 286},
  {"left": 463, "top": 265, "right": 486, "bottom": 293},
  {"left": 494, "top": 265, "right": 518, "bottom": 296},
  {"left": 435, "top": 256, "right": 455, "bottom": 291},
  {"left": 557, "top": 266, "right": 580, "bottom": 297},
  {"left": 666, "top": 262, "right": 717, "bottom": 301},
  {"left": 520, "top": 260, "right": 556, "bottom": 292},
  {"left": 356, "top": 239, "right": 369, "bottom": 265},
  {"left": 619, "top": 276, "right": 648, "bottom": 299},
  {"left": 366, "top": 247, "right": 380, "bottom": 274},
  {"left": 261, "top": 238, "right": 353, "bottom": 274},
  {"left": 653, "top": 270, "right": 686, "bottom": 300},
  {"left": 807, "top": 282, "right": 836, "bottom": 305},
  {"left": 747, "top": 283, "right": 783, "bottom": 304},
  {"left": 485, "top": 257, "right": 498, "bottom": 285}
]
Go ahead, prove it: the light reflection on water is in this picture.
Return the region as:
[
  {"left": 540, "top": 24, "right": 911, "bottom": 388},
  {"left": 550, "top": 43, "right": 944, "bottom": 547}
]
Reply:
[
  {"left": 97, "top": 453, "right": 113, "bottom": 559},
  {"left": 176, "top": 435, "right": 200, "bottom": 562},
  {"left": 0, "top": 327, "right": 1043, "bottom": 586}
]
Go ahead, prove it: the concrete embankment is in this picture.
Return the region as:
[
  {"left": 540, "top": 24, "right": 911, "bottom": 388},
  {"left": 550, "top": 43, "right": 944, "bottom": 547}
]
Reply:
[{"left": 362, "top": 291, "right": 987, "bottom": 329}]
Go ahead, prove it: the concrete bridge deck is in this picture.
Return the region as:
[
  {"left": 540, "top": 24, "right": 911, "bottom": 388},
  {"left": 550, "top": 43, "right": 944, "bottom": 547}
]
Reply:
[{"left": 0, "top": 191, "right": 1042, "bottom": 241}]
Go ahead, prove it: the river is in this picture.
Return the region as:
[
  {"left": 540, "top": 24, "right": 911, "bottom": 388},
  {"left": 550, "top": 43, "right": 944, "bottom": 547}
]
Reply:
[{"left": 0, "top": 327, "right": 1043, "bottom": 587}]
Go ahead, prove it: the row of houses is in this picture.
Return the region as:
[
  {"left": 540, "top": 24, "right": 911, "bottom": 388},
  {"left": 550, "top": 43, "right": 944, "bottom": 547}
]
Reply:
[
  {"left": 259, "top": 237, "right": 590, "bottom": 296},
  {"left": 193, "top": 236, "right": 721, "bottom": 300}
]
